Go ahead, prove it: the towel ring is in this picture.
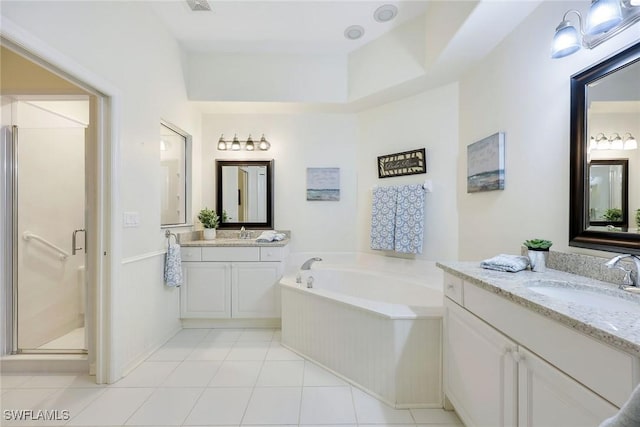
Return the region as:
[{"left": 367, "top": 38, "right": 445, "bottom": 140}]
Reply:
[{"left": 165, "top": 230, "right": 177, "bottom": 244}]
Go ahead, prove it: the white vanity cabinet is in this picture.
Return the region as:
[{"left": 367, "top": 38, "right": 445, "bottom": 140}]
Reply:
[
  {"left": 445, "top": 300, "right": 517, "bottom": 427},
  {"left": 181, "top": 262, "right": 231, "bottom": 318},
  {"left": 443, "top": 273, "right": 622, "bottom": 427},
  {"left": 180, "top": 245, "right": 287, "bottom": 320}
]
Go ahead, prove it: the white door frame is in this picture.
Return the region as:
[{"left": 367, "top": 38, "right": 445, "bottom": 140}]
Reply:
[{"left": 1, "top": 17, "right": 121, "bottom": 384}]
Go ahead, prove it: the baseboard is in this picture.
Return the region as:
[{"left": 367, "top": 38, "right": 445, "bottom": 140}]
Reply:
[
  {"left": 181, "top": 318, "right": 281, "bottom": 329},
  {"left": 0, "top": 354, "right": 89, "bottom": 374}
]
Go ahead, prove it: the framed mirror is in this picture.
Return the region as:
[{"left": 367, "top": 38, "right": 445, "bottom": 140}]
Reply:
[
  {"left": 215, "top": 160, "right": 273, "bottom": 229},
  {"left": 588, "top": 159, "right": 628, "bottom": 228},
  {"left": 160, "top": 121, "right": 192, "bottom": 227},
  {"left": 570, "top": 41, "right": 640, "bottom": 253}
]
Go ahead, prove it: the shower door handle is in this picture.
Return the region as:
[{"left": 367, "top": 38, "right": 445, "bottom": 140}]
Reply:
[{"left": 72, "top": 229, "right": 86, "bottom": 255}]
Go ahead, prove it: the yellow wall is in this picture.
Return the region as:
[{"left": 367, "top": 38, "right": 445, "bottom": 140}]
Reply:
[{"left": 1, "top": 46, "right": 88, "bottom": 95}]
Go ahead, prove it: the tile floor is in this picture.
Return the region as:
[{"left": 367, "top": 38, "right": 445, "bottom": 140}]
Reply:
[{"left": 0, "top": 328, "right": 464, "bottom": 427}]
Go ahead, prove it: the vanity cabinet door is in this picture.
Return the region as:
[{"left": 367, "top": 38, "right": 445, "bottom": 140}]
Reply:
[
  {"left": 181, "top": 263, "right": 231, "bottom": 318},
  {"left": 231, "top": 262, "right": 283, "bottom": 318},
  {"left": 518, "top": 347, "right": 617, "bottom": 427},
  {"left": 444, "top": 299, "right": 518, "bottom": 427}
]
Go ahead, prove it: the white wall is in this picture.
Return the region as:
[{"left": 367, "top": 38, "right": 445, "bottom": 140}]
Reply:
[
  {"left": 356, "top": 83, "right": 459, "bottom": 261},
  {"left": 1, "top": 1, "right": 198, "bottom": 379},
  {"left": 348, "top": 15, "right": 426, "bottom": 101},
  {"left": 187, "top": 52, "right": 348, "bottom": 103},
  {"left": 201, "top": 112, "right": 358, "bottom": 252},
  {"left": 457, "top": 0, "right": 640, "bottom": 260}
]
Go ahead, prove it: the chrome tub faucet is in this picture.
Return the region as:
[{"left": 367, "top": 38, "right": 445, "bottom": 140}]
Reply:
[
  {"left": 296, "top": 257, "right": 322, "bottom": 284},
  {"left": 301, "top": 257, "right": 322, "bottom": 270},
  {"left": 605, "top": 254, "right": 640, "bottom": 288}
]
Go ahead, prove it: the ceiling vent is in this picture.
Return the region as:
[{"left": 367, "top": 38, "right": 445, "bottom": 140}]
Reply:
[{"left": 186, "top": 0, "right": 211, "bottom": 12}]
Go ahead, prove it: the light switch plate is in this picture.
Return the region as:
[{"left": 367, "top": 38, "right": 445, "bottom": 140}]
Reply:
[{"left": 123, "top": 211, "right": 140, "bottom": 228}]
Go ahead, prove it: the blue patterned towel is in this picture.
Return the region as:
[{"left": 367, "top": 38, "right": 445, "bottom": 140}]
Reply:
[
  {"left": 164, "top": 243, "right": 183, "bottom": 287},
  {"left": 480, "top": 254, "right": 530, "bottom": 273},
  {"left": 370, "top": 186, "right": 398, "bottom": 251},
  {"left": 394, "top": 184, "right": 425, "bottom": 254}
]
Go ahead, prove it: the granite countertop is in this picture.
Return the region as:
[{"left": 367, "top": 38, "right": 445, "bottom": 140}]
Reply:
[
  {"left": 437, "top": 261, "right": 640, "bottom": 356},
  {"left": 181, "top": 238, "right": 290, "bottom": 247}
]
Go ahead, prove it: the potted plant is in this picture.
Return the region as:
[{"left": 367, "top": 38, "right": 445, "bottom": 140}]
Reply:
[
  {"left": 524, "top": 239, "right": 552, "bottom": 272},
  {"left": 636, "top": 209, "right": 640, "bottom": 232},
  {"left": 198, "top": 207, "right": 220, "bottom": 240},
  {"left": 603, "top": 208, "right": 623, "bottom": 223}
]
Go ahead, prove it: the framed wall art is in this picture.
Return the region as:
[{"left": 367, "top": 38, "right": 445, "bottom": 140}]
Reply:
[
  {"left": 306, "top": 167, "right": 340, "bottom": 201},
  {"left": 467, "top": 132, "right": 505, "bottom": 193},
  {"left": 377, "top": 148, "right": 426, "bottom": 179}
]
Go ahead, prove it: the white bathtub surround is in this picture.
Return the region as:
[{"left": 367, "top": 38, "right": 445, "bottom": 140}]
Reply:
[{"left": 281, "top": 254, "right": 444, "bottom": 408}]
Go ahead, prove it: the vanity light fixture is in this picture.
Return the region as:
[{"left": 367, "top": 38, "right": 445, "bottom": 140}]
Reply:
[
  {"left": 593, "top": 132, "right": 610, "bottom": 150},
  {"left": 623, "top": 132, "right": 638, "bottom": 150},
  {"left": 609, "top": 132, "right": 624, "bottom": 150},
  {"left": 217, "top": 134, "right": 271, "bottom": 151},
  {"left": 551, "top": 0, "right": 640, "bottom": 59},
  {"left": 590, "top": 132, "right": 638, "bottom": 150}
]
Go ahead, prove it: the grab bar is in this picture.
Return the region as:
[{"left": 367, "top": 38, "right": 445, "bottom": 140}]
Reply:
[{"left": 22, "top": 231, "right": 70, "bottom": 260}]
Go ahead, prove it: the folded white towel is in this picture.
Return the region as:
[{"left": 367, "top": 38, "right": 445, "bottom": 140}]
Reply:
[
  {"left": 480, "top": 254, "right": 530, "bottom": 273},
  {"left": 256, "top": 230, "right": 286, "bottom": 242},
  {"left": 599, "top": 383, "right": 640, "bottom": 427},
  {"left": 164, "top": 243, "right": 183, "bottom": 287}
]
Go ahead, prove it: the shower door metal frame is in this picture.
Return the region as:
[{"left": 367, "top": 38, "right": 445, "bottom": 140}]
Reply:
[{"left": 1, "top": 125, "right": 17, "bottom": 355}]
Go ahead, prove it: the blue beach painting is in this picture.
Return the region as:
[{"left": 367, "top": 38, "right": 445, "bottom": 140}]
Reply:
[
  {"left": 467, "top": 132, "right": 505, "bottom": 193},
  {"left": 307, "top": 167, "right": 340, "bottom": 201}
]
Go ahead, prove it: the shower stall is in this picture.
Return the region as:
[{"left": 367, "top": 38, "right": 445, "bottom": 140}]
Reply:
[{"left": 2, "top": 97, "right": 89, "bottom": 354}]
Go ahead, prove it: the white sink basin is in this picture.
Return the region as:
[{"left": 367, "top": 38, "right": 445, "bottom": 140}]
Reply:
[{"left": 524, "top": 280, "right": 640, "bottom": 312}]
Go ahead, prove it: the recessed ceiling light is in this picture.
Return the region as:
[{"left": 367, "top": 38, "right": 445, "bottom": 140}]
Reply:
[
  {"left": 344, "top": 25, "right": 365, "bottom": 40},
  {"left": 374, "top": 4, "right": 398, "bottom": 23}
]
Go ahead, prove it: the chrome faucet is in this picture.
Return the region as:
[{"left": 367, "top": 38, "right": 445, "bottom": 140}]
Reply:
[
  {"left": 605, "top": 254, "right": 640, "bottom": 288},
  {"left": 301, "top": 257, "right": 322, "bottom": 270}
]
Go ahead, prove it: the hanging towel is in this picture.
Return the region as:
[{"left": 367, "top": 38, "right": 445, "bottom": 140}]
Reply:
[
  {"left": 599, "top": 382, "right": 640, "bottom": 427},
  {"left": 480, "top": 254, "right": 530, "bottom": 273},
  {"left": 394, "top": 184, "right": 425, "bottom": 254},
  {"left": 256, "top": 230, "right": 286, "bottom": 242},
  {"left": 164, "top": 243, "right": 183, "bottom": 287},
  {"left": 370, "top": 186, "right": 398, "bottom": 251}
]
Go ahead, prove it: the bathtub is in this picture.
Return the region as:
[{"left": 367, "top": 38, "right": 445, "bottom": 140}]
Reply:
[{"left": 280, "top": 258, "right": 443, "bottom": 408}]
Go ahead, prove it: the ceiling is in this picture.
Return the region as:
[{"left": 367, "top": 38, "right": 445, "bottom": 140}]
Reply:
[{"left": 149, "top": 1, "right": 433, "bottom": 54}]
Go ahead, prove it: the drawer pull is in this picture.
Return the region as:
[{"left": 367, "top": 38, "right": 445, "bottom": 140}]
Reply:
[{"left": 447, "top": 284, "right": 455, "bottom": 290}]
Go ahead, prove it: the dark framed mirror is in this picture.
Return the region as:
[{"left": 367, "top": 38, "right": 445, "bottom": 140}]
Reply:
[
  {"left": 570, "top": 41, "right": 640, "bottom": 254},
  {"left": 588, "top": 159, "right": 628, "bottom": 228},
  {"left": 215, "top": 160, "right": 273, "bottom": 229}
]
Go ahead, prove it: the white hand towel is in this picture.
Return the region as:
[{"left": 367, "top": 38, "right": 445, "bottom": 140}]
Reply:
[
  {"left": 480, "top": 254, "right": 530, "bottom": 273},
  {"left": 256, "top": 230, "right": 285, "bottom": 242},
  {"left": 164, "top": 243, "right": 183, "bottom": 287}
]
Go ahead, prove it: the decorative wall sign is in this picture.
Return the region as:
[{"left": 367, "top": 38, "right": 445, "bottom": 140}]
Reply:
[
  {"left": 377, "top": 148, "right": 426, "bottom": 179},
  {"left": 306, "top": 167, "right": 340, "bottom": 201},
  {"left": 467, "top": 132, "right": 505, "bottom": 193}
]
